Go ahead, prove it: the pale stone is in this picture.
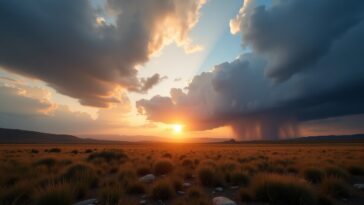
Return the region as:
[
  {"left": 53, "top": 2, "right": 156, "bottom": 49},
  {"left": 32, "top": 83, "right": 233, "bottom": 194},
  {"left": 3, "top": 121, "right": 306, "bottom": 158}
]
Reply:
[
  {"left": 139, "top": 174, "right": 155, "bottom": 183},
  {"left": 353, "top": 183, "right": 364, "bottom": 190},
  {"left": 212, "top": 196, "right": 237, "bottom": 205},
  {"left": 74, "top": 198, "right": 98, "bottom": 205},
  {"left": 230, "top": 186, "right": 239, "bottom": 190},
  {"left": 215, "top": 187, "right": 223, "bottom": 192}
]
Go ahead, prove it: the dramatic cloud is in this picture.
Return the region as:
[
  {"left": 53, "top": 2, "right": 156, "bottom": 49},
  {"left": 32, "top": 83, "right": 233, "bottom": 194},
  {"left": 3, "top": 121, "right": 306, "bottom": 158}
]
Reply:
[
  {"left": 0, "top": 84, "right": 55, "bottom": 116},
  {"left": 137, "top": 0, "right": 364, "bottom": 140},
  {"left": 300, "top": 114, "right": 364, "bottom": 136},
  {"left": 130, "top": 74, "right": 168, "bottom": 93},
  {"left": 0, "top": 0, "right": 205, "bottom": 107},
  {"left": 231, "top": 0, "right": 364, "bottom": 82},
  {"left": 0, "top": 79, "right": 133, "bottom": 134}
]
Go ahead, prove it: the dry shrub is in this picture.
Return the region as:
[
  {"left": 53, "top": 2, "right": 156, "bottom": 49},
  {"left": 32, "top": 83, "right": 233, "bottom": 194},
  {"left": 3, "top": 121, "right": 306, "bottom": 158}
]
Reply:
[
  {"left": 317, "top": 194, "right": 335, "bottom": 205},
  {"left": 171, "top": 177, "right": 183, "bottom": 191},
  {"left": 325, "top": 166, "right": 349, "bottom": 180},
  {"left": 34, "top": 158, "right": 56, "bottom": 169},
  {"left": 0, "top": 180, "right": 34, "bottom": 205},
  {"left": 125, "top": 181, "right": 145, "bottom": 195},
  {"left": 187, "top": 187, "right": 204, "bottom": 199},
  {"left": 197, "top": 165, "right": 224, "bottom": 187},
  {"left": 31, "top": 149, "right": 39, "bottom": 154},
  {"left": 136, "top": 165, "right": 151, "bottom": 176},
  {"left": 181, "top": 159, "right": 193, "bottom": 168},
  {"left": 151, "top": 179, "right": 175, "bottom": 200},
  {"left": 61, "top": 164, "right": 98, "bottom": 198},
  {"left": 236, "top": 187, "right": 253, "bottom": 202},
  {"left": 320, "top": 176, "right": 352, "bottom": 198},
  {"left": 99, "top": 183, "right": 122, "bottom": 205},
  {"left": 347, "top": 165, "right": 364, "bottom": 175},
  {"left": 229, "top": 171, "right": 250, "bottom": 186},
  {"left": 62, "top": 164, "right": 97, "bottom": 184},
  {"left": 303, "top": 167, "right": 325, "bottom": 184},
  {"left": 88, "top": 150, "right": 128, "bottom": 163},
  {"left": 162, "top": 153, "right": 172, "bottom": 158},
  {"left": 118, "top": 165, "right": 136, "bottom": 182},
  {"left": 34, "top": 182, "right": 73, "bottom": 205},
  {"left": 252, "top": 173, "right": 317, "bottom": 205},
  {"left": 85, "top": 149, "right": 93, "bottom": 153},
  {"left": 48, "top": 148, "right": 61, "bottom": 153},
  {"left": 154, "top": 159, "right": 174, "bottom": 175}
]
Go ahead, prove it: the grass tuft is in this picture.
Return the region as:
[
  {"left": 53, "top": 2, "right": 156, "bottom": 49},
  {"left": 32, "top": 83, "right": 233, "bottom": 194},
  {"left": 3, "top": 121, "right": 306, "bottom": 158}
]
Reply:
[
  {"left": 347, "top": 165, "right": 364, "bottom": 175},
  {"left": 34, "top": 158, "right": 56, "bottom": 169},
  {"left": 325, "top": 166, "right": 349, "bottom": 180},
  {"left": 48, "top": 148, "right": 61, "bottom": 153},
  {"left": 88, "top": 151, "right": 128, "bottom": 163},
  {"left": 320, "top": 176, "right": 352, "bottom": 198},
  {"left": 34, "top": 182, "right": 73, "bottom": 205},
  {"left": 197, "top": 165, "right": 224, "bottom": 187},
  {"left": 236, "top": 187, "right": 253, "bottom": 202},
  {"left": 303, "top": 167, "right": 325, "bottom": 184},
  {"left": 151, "top": 179, "right": 175, "bottom": 200},
  {"left": 252, "top": 173, "right": 317, "bottom": 205},
  {"left": 125, "top": 181, "right": 145, "bottom": 195},
  {"left": 229, "top": 171, "right": 250, "bottom": 186},
  {"left": 99, "top": 183, "right": 122, "bottom": 205},
  {"left": 61, "top": 163, "right": 98, "bottom": 198},
  {"left": 136, "top": 165, "right": 151, "bottom": 176},
  {"left": 154, "top": 159, "right": 174, "bottom": 175}
]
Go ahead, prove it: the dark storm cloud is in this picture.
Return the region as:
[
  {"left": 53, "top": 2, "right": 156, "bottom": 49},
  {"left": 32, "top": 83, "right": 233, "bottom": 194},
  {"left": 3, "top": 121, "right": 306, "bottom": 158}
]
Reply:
[
  {"left": 137, "top": 0, "right": 364, "bottom": 140},
  {"left": 234, "top": 0, "right": 364, "bottom": 82},
  {"left": 0, "top": 0, "right": 204, "bottom": 107}
]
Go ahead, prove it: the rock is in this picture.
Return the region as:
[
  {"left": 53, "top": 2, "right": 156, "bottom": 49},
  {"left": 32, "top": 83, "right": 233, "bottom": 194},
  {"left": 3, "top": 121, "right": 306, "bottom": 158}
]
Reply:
[
  {"left": 353, "top": 183, "right": 364, "bottom": 190},
  {"left": 212, "top": 197, "right": 236, "bottom": 205},
  {"left": 215, "top": 187, "right": 223, "bottom": 192},
  {"left": 183, "top": 182, "right": 191, "bottom": 187},
  {"left": 139, "top": 199, "right": 147, "bottom": 205},
  {"left": 74, "top": 198, "right": 98, "bottom": 205},
  {"left": 177, "top": 191, "right": 185, "bottom": 195},
  {"left": 139, "top": 174, "right": 155, "bottom": 183},
  {"left": 230, "top": 186, "right": 239, "bottom": 190},
  {"left": 141, "top": 194, "right": 147, "bottom": 199}
]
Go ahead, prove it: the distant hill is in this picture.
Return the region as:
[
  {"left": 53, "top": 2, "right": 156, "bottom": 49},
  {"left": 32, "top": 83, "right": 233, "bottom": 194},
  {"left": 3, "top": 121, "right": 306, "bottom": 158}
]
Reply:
[
  {"left": 1, "top": 127, "right": 364, "bottom": 144},
  {"left": 0, "top": 128, "right": 126, "bottom": 144},
  {"left": 219, "top": 134, "right": 364, "bottom": 144}
]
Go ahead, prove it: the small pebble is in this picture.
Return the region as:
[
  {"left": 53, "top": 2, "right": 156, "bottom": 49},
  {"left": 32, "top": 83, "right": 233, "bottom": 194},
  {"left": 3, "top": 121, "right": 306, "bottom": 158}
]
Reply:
[
  {"left": 177, "top": 191, "right": 185, "bottom": 195},
  {"left": 230, "top": 186, "right": 239, "bottom": 190},
  {"left": 215, "top": 187, "right": 223, "bottom": 192},
  {"left": 353, "top": 183, "right": 364, "bottom": 190}
]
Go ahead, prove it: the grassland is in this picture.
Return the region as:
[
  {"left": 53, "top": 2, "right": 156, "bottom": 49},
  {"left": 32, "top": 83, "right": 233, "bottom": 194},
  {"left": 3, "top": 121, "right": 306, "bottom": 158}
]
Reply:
[{"left": 0, "top": 143, "right": 363, "bottom": 205}]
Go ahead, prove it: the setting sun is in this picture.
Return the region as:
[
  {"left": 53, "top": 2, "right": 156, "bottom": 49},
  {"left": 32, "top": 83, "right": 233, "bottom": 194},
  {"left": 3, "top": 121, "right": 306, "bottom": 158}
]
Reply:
[{"left": 172, "top": 124, "right": 183, "bottom": 134}]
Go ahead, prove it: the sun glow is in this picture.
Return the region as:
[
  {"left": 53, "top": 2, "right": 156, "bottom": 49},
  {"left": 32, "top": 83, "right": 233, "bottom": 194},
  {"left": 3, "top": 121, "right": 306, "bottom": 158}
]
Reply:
[{"left": 172, "top": 124, "right": 183, "bottom": 134}]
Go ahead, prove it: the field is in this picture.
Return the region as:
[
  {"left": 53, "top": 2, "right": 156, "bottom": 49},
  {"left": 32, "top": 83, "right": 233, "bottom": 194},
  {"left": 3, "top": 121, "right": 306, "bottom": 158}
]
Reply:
[{"left": 0, "top": 143, "right": 363, "bottom": 205}]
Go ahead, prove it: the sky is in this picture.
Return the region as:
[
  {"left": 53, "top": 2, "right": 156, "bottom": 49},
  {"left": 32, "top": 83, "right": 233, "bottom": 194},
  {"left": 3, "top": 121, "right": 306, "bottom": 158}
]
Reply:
[{"left": 0, "top": 0, "right": 364, "bottom": 141}]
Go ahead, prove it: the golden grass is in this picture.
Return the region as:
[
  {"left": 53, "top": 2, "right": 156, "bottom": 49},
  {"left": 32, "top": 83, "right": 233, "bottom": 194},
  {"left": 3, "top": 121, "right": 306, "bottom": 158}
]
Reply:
[{"left": 0, "top": 143, "right": 363, "bottom": 205}]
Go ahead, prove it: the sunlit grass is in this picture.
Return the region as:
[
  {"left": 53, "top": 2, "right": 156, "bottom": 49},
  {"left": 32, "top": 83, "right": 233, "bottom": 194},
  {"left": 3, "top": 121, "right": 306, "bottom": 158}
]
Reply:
[{"left": 0, "top": 143, "right": 362, "bottom": 204}]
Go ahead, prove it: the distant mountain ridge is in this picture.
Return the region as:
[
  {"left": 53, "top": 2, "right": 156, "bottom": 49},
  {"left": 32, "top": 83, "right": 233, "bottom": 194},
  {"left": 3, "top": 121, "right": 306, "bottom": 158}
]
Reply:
[
  {"left": 219, "top": 134, "right": 364, "bottom": 144},
  {"left": 1, "top": 128, "right": 364, "bottom": 144},
  {"left": 0, "top": 128, "right": 125, "bottom": 144}
]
